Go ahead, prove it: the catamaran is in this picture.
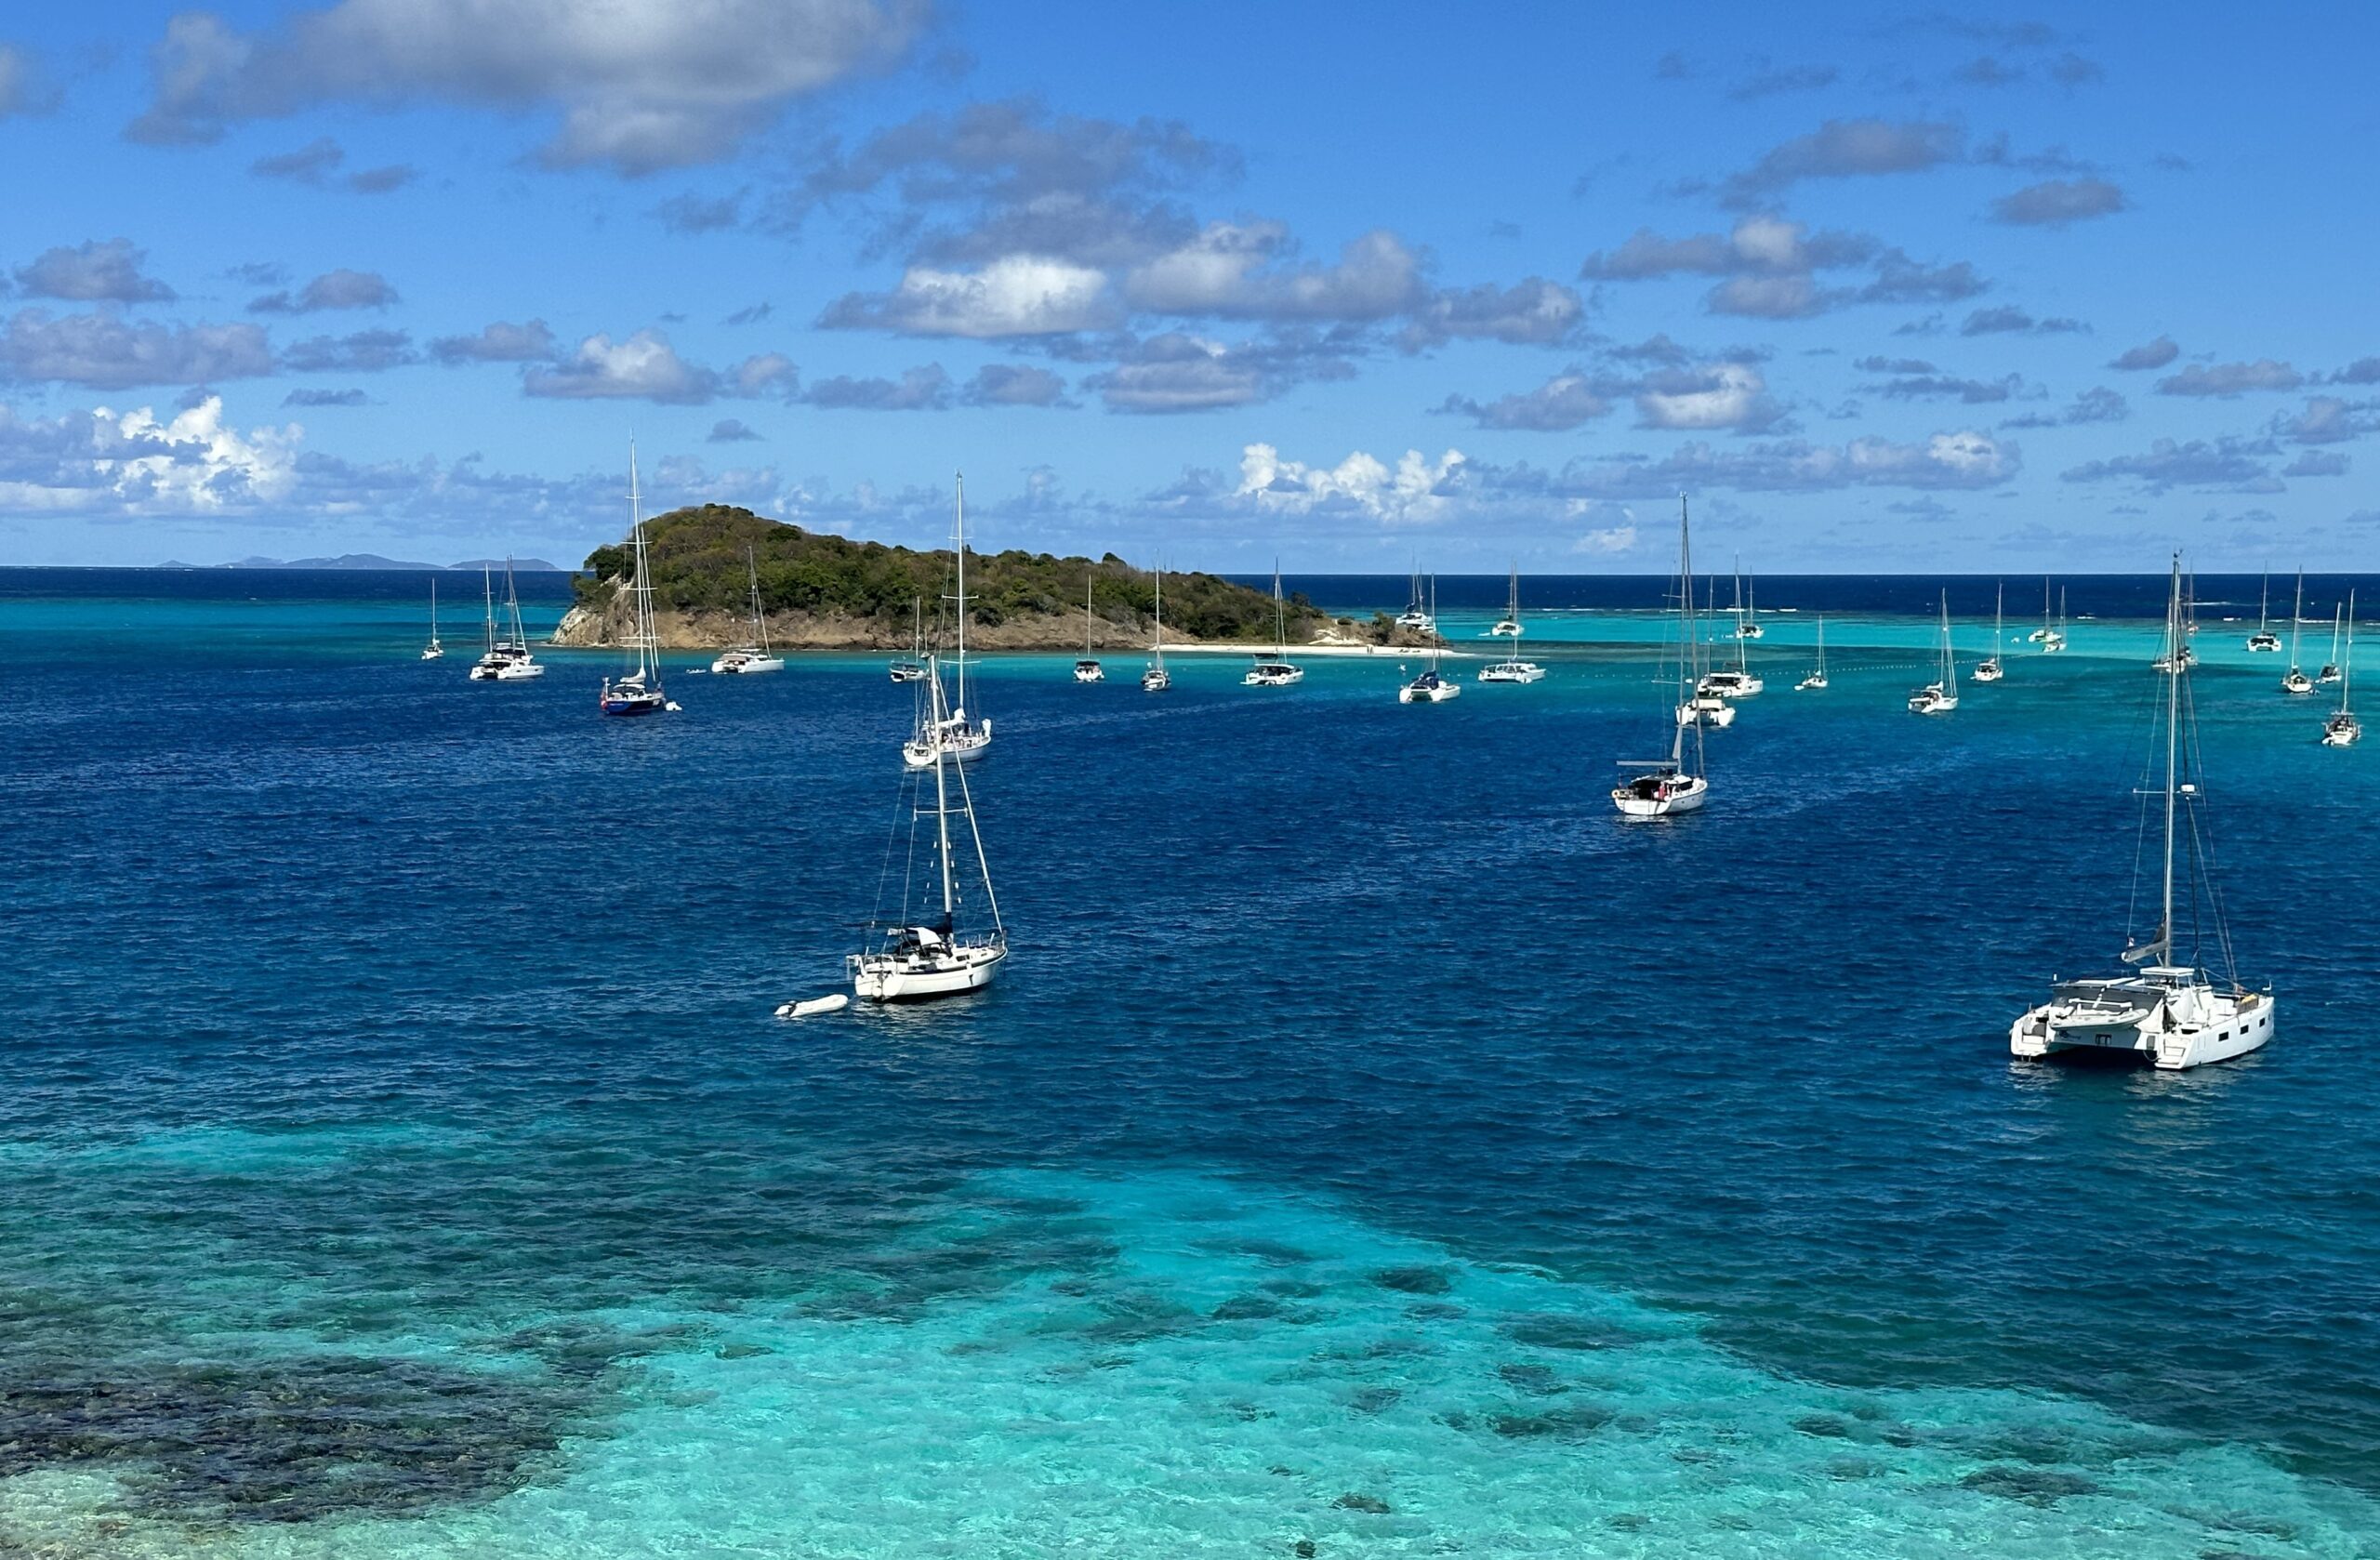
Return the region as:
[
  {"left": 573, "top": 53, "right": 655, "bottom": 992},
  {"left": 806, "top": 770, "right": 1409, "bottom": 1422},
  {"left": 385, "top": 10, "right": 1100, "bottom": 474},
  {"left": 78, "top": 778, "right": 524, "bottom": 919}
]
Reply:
[
  {"left": 2319, "top": 602, "right": 2345, "bottom": 684},
  {"left": 1395, "top": 562, "right": 1434, "bottom": 633},
  {"left": 1398, "top": 576, "right": 1461, "bottom": 702},
  {"left": 889, "top": 597, "right": 927, "bottom": 682},
  {"left": 468, "top": 562, "right": 544, "bottom": 681},
  {"left": 1617, "top": 498, "right": 1710, "bottom": 818},
  {"left": 851, "top": 653, "right": 1007, "bottom": 1001},
  {"left": 1489, "top": 563, "right": 1523, "bottom": 637},
  {"left": 1795, "top": 616, "right": 1829, "bottom": 691},
  {"left": 1698, "top": 575, "right": 1763, "bottom": 699},
  {"left": 2247, "top": 571, "right": 2281, "bottom": 651},
  {"left": 1073, "top": 574, "right": 1105, "bottom": 683},
  {"left": 2027, "top": 576, "right": 2067, "bottom": 653},
  {"left": 1729, "top": 565, "right": 1764, "bottom": 639},
  {"left": 599, "top": 448, "right": 674, "bottom": 717},
  {"left": 1973, "top": 582, "right": 2004, "bottom": 682},
  {"left": 1142, "top": 564, "right": 1171, "bottom": 691},
  {"left": 2012, "top": 556, "right": 2275, "bottom": 1069},
  {"left": 903, "top": 477, "right": 992, "bottom": 766},
  {"left": 1243, "top": 564, "right": 1303, "bottom": 686},
  {"left": 1678, "top": 578, "right": 1737, "bottom": 725},
  {"left": 1908, "top": 591, "right": 1959, "bottom": 713},
  {"left": 2281, "top": 570, "right": 2314, "bottom": 694},
  {"left": 2324, "top": 591, "right": 2360, "bottom": 747},
  {"left": 421, "top": 577, "right": 443, "bottom": 660},
  {"left": 713, "top": 547, "right": 785, "bottom": 674}
]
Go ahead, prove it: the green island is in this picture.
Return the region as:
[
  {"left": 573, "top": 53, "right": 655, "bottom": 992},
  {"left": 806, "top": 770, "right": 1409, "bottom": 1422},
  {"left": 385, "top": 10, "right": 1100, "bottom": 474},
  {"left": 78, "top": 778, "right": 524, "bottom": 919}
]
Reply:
[{"left": 551, "top": 503, "right": 1383, "bottom": 652}]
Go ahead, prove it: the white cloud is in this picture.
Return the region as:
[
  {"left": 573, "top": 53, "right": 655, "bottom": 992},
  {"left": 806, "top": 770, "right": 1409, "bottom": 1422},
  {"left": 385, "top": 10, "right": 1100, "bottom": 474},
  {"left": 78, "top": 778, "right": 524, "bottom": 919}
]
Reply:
[
  {"left": 14, "top": 239, "right": 177, "bottom": 303},
  {"left": 0, "top": 309, "right": 275, "bottom": 389},
  {"left": 1575, "top": 522, "right": 1639, "bottom": 554},
  {"left": 0, "top": 397, "right": 296, "bottom": 514},
  {"left": 1635, "top": 363, "right": 1781, "bottom": 431},
  {"left": 1235, "top": 442, "right": 1466, "bottom": 524},
  {"left": 1122, "top": 223, "right": 1424, "bottom": 321},
  {"left": 522, "top": 328, "right": 793, "bottom": 403},
  {"left": 819, "top": 255, "right": 1117, "bottom": 337}
]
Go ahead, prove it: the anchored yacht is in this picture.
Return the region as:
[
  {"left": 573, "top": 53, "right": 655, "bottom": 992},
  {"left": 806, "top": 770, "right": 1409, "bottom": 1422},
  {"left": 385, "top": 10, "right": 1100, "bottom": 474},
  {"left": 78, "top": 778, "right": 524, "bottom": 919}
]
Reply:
[
  {"left": 2324, "top": 591, "right": 2360, "bottom": 747},
  {"left": 1617, "top": 497, "right": 1710, "bottom": 818},
  {"left": 1908, "top": 591, "right": 1958, "bottom": 714},
  {"left": 1488, "top": 564, "right": 1523, "bottom": 637},
  {"left": 1142, "top": 564, "right": 1172, "bottom": 692},
  {"left": 1399, "top": 576, "right": 1461, "bottom": 702},
  {"left": 713, "top": 547, "right": 785, "bottom": 674},
  {"left": 1794, "top": 616, "right": 1829, "bottom": 691},
  {"left": 1973, "top": 582, "right": 2004, "bottom": 682},
  {"left": 421, "top": 577, "right": 443, "bottom": 660},
  {"left": 600, "top": 446, "right": 676, "bottom": 717},
  {"left": 469, "top": 562, "right": 545, "bottom": 681},
  {"left": 902, "top": 478, "right": 992, "bottom": 766},
  {"left": 1072, "top": 573, "right": 1105, "bottom": 683},
  {"left": 2012, "top": 557, "right": 2275, "bottom": 1070},
  {"left": 889, "top": 597, "right": 927, "bottom": 682},
  {"left": 2281, "top": 570, "right": 2314, "bottom": 694},
  {"left": 1243, "top": 564, "right": 1304, "bottom": 686},
  {"left": 2246, "top": 572, "right": 2281, "bottom": 652}
]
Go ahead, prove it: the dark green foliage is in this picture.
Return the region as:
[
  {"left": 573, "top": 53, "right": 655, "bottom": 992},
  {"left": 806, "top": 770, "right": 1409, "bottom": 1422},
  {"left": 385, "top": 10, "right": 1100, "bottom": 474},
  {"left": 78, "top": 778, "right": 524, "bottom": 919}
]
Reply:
[{"left": 577, "top": 505, "right": 1323, "bottom": 641}]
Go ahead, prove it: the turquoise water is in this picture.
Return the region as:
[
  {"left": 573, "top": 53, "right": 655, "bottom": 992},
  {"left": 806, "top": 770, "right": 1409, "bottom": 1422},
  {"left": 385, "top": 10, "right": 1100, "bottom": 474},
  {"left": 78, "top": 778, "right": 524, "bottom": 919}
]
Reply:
[{"left": 4, "top": 572, "right": 2377, "bottom": 1556}]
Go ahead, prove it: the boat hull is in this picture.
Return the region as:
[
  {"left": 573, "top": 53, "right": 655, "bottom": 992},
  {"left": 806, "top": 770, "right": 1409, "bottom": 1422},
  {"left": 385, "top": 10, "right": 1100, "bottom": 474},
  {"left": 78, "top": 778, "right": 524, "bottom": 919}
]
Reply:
[
  {"left": 1141, "top": 669, "right": 1171, "bottom": 692},
  {"left": 902, "top": 723, "right": 992, "bottom": 768},
  {"left": 1478, "top": 665, "right": 1544, "bottom": 683},
  {"left": 712, "top": 654, "right": 785, "bottom": 674},
  {"left": 1612, "top": 775, "right": 1708, "bottom": 818},
  {"left": 850, "top": 945, "right": 1006, "bottom": 1001},
  {"left": 2010, "top": 985, "right": 2275, "bottom": 1070}
]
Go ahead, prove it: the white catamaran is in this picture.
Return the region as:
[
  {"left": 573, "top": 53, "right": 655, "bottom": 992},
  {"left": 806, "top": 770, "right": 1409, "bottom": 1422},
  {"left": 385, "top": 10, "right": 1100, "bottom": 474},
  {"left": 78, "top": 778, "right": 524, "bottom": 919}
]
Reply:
[
  {"left": 2324, "top": 590, "right": 2360, "bottom": 747},
  {"left": 599, "top": 447, "right": 674, "bottom": 717},
  {"left": 1142, "top": 564, "right": 1171, "bottom": 692},
  {"left": 2247, "top": 571, "right": 2282, "bottom": 652},
  {"left": 1243, "top": 563, "right": 1303, "bottom": 686},
  {"left": 1795, "top": 616, "right": 1829, "bottom": 692},
  {"left": 2281, "top": 570, "right": 2314, "bottom": 694},
  {"left": 1395, "top": 562, "right": 1434, "bottom": 633},
  {"left": 1489, "top": 563, "right": 1523, "bottom": 637},
  {"left": 2012, "top": 556, "right": 2275, "bottom": 1069},
  {"left": 1908, "top": 590, "right": 1959, "bottom": 714},
  {"left": 1617, "top": 497, "right": 1710, "bottom": 818},
  {"left": 712, "top": 547, "right": 785, "bottom": 674},
  {"left": 890, "top": 597, "right": 927, "bottom": 683},
  {"left": 1973, "top": 581, "right": 2004, "bottom": 682},
  {"left": 1480, "top": 564, "right": 1544, "bottom": 682},
  {"left": 1398, "top": 575, "right": 1461, "bottom": 702},
  {"left": 1073, "top": 573, "right": 1105, "bottom": 683},
  {"left": 1698, "top": 575, "right": 1764, "bottom": 700},
  {"left": 468, "top": 561, "right": 544, "bottom": 681},
  {"left": 852, "top": 653, "right": 1008, "bottom": 1001},
  {"left": 421, "top": 577, "right": 443, "bottom": 660},
  {"left": 902, "top": 477, "right": 992, "bottom": 766}
]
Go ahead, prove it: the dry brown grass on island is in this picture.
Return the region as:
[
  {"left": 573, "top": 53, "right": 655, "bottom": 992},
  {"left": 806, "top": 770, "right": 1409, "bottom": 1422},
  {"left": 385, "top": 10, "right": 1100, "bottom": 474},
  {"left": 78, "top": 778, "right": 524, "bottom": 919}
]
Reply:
[{"left": 549, "top": 503, "right": 1439, "bottom": 653}]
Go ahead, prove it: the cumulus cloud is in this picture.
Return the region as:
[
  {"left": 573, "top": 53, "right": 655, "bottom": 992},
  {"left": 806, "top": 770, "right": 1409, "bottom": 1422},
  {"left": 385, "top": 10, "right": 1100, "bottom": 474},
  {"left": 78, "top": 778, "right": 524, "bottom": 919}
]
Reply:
[
  {"left": 1398, "top": 277, "right": 1586, "bottom": 350},
  {"left": 282, "top": 328, "right": 416, "bottom": 373},
  {"left": 1436, "top": 371, "right": 1615, "bottom": 432},
  {"left": 1858, "top": 250, "right": 1988, "bottom": 305},
  {"left": 2156, "top": 360, "right": 2302, "bottom": 397},
  {"left": 654, "top": 190, "right": 745, "bottom": 233},
  {"left": 429, "top": 319, "right": 558, "bottom": 364},
  {"left": 247, "top": 268, "right": 398, "bottom": 313},
  {"left": 1869, "top": 371, "right": 2023, "bottom": 404},
  {"left": 962, "top": 363, "right": 1071, "bottom": 406},
  {"left": 2000, "top": 387, "right": 2128, "bottom": 427},
  {"left": 2283, "top": 450, "right": 2349, "bottom": 477},
  {"left": 126, "top": 0, "right": 925, "bottom": 174},
  {"left": 0, "top": 44, "right": 59, "bottom": 118},
  {"left": 284, "top": 387, "right": 366, "bottom": 406},
  {"left": 1236, "top": 442, "right": 1467, "bottom": 524},
  {"left": 1581, "top": 217, "right": 1980, "bottom": 318},
  {"left": 1722, "top": 118, "right": 1964, "bottom": 204},
  {"left": 1990, "top": 177, "right": 2127, "bottom": 227},
  {"left": 1084, "top": 333, "right": 1274, "bottom": 414},
  {"left": 14, "top": 239, "right": 178, "bottom": 304},
  {"left": 707, "top": 417, "right": 762, "bottom": 442},
  {"left": 1634, "top": 362, "right": 1786, "bottom": 432},
  {"left": 2273, "top": 396, "right": 2380, "bottom": 444},
  {"left": 2109, "top": 335, "right": 2178, "bottom": 371},
  {"left": 0, "top": 396, "right": 297, "bottom": 513},
  {"left": 0, "top": 309, "right": 275, "bottom": 388},
  {"left": 819, "top": 254, "right": 1118, "bottom": 337},
  {"left": 801, "top": 363, "right": 951, "bottom": 410},
  {"left": 522, "top": 328, "right": 794, "bottom": 403},
  {"left": 1961, "top": 305, "right": 2084, "bottom": 336},
  {"left": 1121, "top": 223, "right": 1424, "bottom": 322},
  {"left": 2059, "top": 436, "right": 2278, "bottom": 492},
  {"left": 247, "top": 135, "right": 416, "bottom": 192},
  {"left": 722, "top": 301, "right": 773, "bottom": 326},
  {"left": 1553, "top": 431, "right": 2020, "bottom": 497}
]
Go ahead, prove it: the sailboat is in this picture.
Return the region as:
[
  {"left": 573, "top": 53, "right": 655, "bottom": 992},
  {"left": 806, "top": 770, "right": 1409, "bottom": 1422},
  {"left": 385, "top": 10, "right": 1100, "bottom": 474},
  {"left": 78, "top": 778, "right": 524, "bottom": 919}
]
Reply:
[
  {"left": 1616, "top": 497, "right": 1710, "bottom": 818},
  {"left": 851, "top": 653, "right": 1008, "bottom": 1001},
  {"left": 2246, "top": 572, "right": 2281, "bottom": 651},
  {"left": 1973, "top": 582, "right": 2004, "bottom": 682},
  {"left": 902, "top": 476, "right": 992, "bottom": 765},
  {"left": 468, "top": 562, "right": 545, "bottom": 681},
  {"left": 1730, "top": 564, "right": 1764, "bottom": 639},
  {"left": 1395, "top": 562, "right": 1434, "bottom": 632},
  {"left": 1794, "top": 616, "right": 1829, "bottom": 691},
  {"left": 2324, "top": 591, "right": 2360, "bottom": 747},
  {"left": 1907, "top": 591, "right": 1959, "bottom": 713},
  {"left": 1678, "top": 577, "right": 1737, "bottom": 726},
  {"left": 1142, "top": 564, "right": 1171, "bottom": 691},
  {"left": 889, "top": 597, "right": 927, "bottom": 682},
  {"left": 2011, "top": 555, "right": 2276, "bottom": 1069},
  {"left": 712, "top": 548, "right": 785, "bottom": 674},
  {"left": 1072, "top": 573, "right": 1105, "bottom": 683},
  {"left": 1698, "top": 573, "right": 1764, "bottom": 699},
  {"left": 1398, "top": 576, "right": 1461, "bottom": 702},
  {"left": 599, "top": 448, "right": 674, "bottom": 717},
  {"left": 420, "top": 577, "right": 443, "bottom": 660},
  {"left": 2281, "top": 570, "right": 2314, "bottom": 694},
  {"left": 2319, "top": 602, "right": 2344, "bottom": 684},
  {"left": 1243, "top": 564, "right": 1303, "bottom": 686},
  {"left": 1488, "top": 563, "right": 1523, "bottom": 637}
]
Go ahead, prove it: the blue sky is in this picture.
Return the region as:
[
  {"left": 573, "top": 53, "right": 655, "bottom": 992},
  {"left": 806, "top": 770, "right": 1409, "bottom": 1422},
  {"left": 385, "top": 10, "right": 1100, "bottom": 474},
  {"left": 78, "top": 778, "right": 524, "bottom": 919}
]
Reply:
[{"left": 2, "top": 1, "right": 2375, "bottom": 569}]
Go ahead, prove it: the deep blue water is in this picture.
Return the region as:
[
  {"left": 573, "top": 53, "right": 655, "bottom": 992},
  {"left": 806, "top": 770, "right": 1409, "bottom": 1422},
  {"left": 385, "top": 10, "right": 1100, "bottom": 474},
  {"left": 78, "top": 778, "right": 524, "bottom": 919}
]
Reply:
[{"left": 2, "top": 569, "right": 2377, "bottom": 1555}]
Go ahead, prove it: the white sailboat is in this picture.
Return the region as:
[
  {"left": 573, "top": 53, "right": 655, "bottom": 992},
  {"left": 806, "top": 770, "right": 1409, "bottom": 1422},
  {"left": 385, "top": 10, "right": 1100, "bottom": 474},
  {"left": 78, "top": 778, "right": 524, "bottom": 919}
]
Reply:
[
  {"left": 712, "top": 547, "right": 785, "bottom": 674},
  {"left": 468, "top": 561, "right": 545, "bottom": 681},
  {"left": 1794, "top": 616, "right": 1829, "bottom": 691},
  {"left": 903, "top": 476, "right": 992, "bottom": 766},
  {"left": 1398, "top": 576, "right": 1461, "bottom": 702},
  {"left": 1908, "top": 591, "right": 1959, "bottom": 713},
  {"left": 1243, "top": 563, "right": 1303, "bottom": 686},
  {"left": 1698, "top": 574, "right": 1764, "bottom": 699},
  {"left": 1073, "top": 573, "right": 1105, "bottom": 683},
  {"left": 2012, "top": 556, "right": 2276, "bottom": 1069},
  {"left": 851, "top": 652, "right": 1008, "bottom": 1001},
  {"left": 1678, "top": 577, "right": 1738, "bottom": 725},
  {"left": 2027, "top": 576, "right": 2067, "bottom": 653},
  {"left": 1973, "top": 582, "right": 2004, "bottom": 682},
  {"left": 1617, "top": 497, "right": 1711, "bottom": 818},
  {"left": 1395, "top": 562, "right": 1434, "bottom": 632},
  {"left": 1730, "top": 564, "right": 1765, "bottom": 639},
  {"left": 1142, "top": 564, "right": 1171, "bottom": 692},
  {"left": 1488, "top": 563, "right": 1523, "bottom": 637},
  {"left": 889, "top": 597, "right": 927, "bottom": 682},
  {"left": 2281, "top": 570, "right": 2314, "bottom": 694},
  {"left": 2246, "top": 572, "right": 2282, "bottom": 651},
  {"left": 2319, "top": 602, "right": 2345, "bottom": 685},
  {"left": 599, "top": 447, "right": 674, "bottom": 717},
  {"left": 2324, "top": 591, "right": 2360, "bottom": 747},
  {"left": 421, "top": 576, "right": 443, "bottom": 660}
]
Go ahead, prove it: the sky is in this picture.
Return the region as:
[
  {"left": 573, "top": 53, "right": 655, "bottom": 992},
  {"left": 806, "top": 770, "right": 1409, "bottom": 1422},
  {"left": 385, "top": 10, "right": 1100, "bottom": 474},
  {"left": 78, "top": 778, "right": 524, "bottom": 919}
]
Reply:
[{"left": 2, "top": 0, "right": 2376, "bottom": 571}]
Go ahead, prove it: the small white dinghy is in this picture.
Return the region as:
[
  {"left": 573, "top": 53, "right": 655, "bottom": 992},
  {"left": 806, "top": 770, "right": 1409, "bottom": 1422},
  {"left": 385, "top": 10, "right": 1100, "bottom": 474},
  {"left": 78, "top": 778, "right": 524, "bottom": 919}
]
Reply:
[{"left": 775, "top": 993, "right": 852, "bottom": 1019}]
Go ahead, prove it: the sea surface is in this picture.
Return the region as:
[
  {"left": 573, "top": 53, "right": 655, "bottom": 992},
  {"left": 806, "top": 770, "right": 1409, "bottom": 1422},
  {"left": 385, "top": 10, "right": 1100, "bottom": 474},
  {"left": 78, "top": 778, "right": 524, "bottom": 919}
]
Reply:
[{"left": 4, "top": 567, "right": 2378, "bottom": 1558}]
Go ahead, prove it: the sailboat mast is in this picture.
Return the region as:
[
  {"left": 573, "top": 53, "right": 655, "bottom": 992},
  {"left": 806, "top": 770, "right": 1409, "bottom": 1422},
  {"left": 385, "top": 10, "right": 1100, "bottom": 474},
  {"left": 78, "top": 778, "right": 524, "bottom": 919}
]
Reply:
[
  {"left": 1153, "top": 565, "right": 1163, "bottom": 658},
  {"left": 2291, "top": 570, "right": 2304, "bottom": 665},
  {"left": 929, "top": 657, "right": 957, "bottom": 924},
  {"left": 1940, "top": 591, "right": 1953, "bottom": 683},
  {"left": 1994, "top": 581, "right": 2003, "bottom": 656},
  {"left": 2345, "top": 591, "right": 2358, "bottom": 713},
  {"left": 747, "top": 546, "right": 769, "bottom": 653},
  {"left": 1273, "top": 562, "right": 1285, "bottom": 656},
  {"left": 483, "top": 568, "right": 496, "bottom": 650},
  {"left": 2160, "top": 557, "right": 2182, "bottom": 963},
  {"left": 1085, "top": 572, "right": 1094, "bottom": 656},
  {"left": 952, "top": 475, "right": 968, "bottom": 712}
]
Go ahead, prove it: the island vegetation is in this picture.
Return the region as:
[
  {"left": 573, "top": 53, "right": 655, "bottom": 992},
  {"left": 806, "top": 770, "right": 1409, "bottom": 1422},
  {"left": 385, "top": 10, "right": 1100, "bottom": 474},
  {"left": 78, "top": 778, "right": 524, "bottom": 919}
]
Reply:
[{"left": 558, "top": 503, "right": 1356, "bottom": 651}]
